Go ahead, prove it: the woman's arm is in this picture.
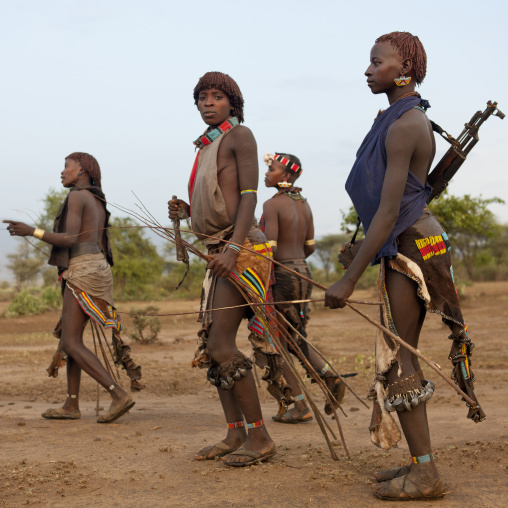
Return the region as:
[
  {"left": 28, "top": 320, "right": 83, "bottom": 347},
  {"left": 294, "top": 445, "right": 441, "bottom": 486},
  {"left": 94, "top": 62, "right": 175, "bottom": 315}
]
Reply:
[
  {"left": 207, "top": 127, "right": 259, "bottom": 278},
  {"left": 325, "top": 117, "right": 418, "bottom": 308},
  {"left": 3, "top": 192, "right": 85, "bottom": 248},
  {"left": 304, "top": 209, "right": 316, "bottom": 258},
  {"left": 262, "top": 200, "right": 279, "bottom": 256}
]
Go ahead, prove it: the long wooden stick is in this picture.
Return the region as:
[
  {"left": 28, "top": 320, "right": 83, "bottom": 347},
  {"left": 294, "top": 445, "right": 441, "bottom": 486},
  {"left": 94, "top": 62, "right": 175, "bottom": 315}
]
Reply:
[
  {"left": 231, "top": 280, "right": 342, "bottom": 458},
  {"left": 275, "top": 310, "right": 351, "bottom": 456},
  {"left": 277, "top": 311, "right": 369, "bottom": 410},
  {"left": 117, "top": 298, "right": 378, "bottom": 318},
  {"left": 91, "top": 325, "right": 101, "bottom": 417},
  {"left": 271, "top": 329, "right": 340, "bottom": 460},
  {"left": 345, "top": 302, "right": 477, "bottom": 407}
]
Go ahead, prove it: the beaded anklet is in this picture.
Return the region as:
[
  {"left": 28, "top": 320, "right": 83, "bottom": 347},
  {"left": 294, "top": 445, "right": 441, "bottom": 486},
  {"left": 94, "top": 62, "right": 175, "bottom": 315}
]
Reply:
[
  {"left": 240, "top": 189, "right": 257, "bottom": 195},
  {"left": 411, "top": 452, "right": 434, "bottom": 464},
  {"left": 294, "top": 394, "right": 305, "bottom": 402},
  {"left": 246, "top": 419, "right": 264, "bottom": 429},
  {"left": 227, "top": 421, "right": 245, "bottom": 429},
  {"left": 320, "top": 364, "right": 331, "bottom": 376}
]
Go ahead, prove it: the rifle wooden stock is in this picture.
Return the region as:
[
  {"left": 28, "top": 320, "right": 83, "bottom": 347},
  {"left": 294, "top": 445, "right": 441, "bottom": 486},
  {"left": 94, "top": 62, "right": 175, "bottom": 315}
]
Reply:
[{"left": 428, "top": 100, "right": 504, "bottom": 201}]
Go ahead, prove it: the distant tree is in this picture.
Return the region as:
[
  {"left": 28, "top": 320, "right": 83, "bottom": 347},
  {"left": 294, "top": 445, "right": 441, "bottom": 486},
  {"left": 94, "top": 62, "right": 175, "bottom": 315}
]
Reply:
[
  {"left": 488, "top": 226, "right": 508, "bottom": 265},
  {"left": 6, "top": 241, "right": 45, "bottom": 290},
  {"left": 39, "top": 188, "right": 69, "bottom": 230},
  {"left": 314, "top": 234, "right": 349, "bottom": 280},
  {"left": 109, "top": 217, "right": 164, "bottom": 300},
  {"left": 341, "top": 205, "right": 364, "bottom": 238},
  {"left": 429, "top": 193, "right": 504, "bottom": 278}
]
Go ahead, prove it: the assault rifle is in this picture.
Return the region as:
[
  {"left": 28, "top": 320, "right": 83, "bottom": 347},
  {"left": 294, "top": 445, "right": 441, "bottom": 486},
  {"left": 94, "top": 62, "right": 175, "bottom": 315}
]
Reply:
[{"left": 428, "top": 100, "right": 504, "bottom": 201}]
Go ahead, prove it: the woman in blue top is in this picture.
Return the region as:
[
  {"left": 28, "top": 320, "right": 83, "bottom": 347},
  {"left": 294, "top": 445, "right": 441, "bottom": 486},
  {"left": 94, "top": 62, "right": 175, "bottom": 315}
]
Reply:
[{"left": 325, "top": 32, "right": 484, "bottom": 500}]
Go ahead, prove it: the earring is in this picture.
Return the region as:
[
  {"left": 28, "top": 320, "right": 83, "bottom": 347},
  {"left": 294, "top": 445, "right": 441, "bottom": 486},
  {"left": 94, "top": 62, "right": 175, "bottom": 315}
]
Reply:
[
  {"left": 78, "top": 172, "right": 82, "bottom": 176},
  {"left": 277, "top": 180, "right": 291, "bottom": 188},
  {"left": 394, "top": 76, "right": 411, "bottom": 86}
]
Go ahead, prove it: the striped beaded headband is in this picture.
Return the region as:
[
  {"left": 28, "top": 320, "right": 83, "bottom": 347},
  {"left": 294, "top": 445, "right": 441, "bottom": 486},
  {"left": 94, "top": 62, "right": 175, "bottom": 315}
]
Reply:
[
  {"left": 274, "top": 154, "right": 302, "bottom": 175},
  {"left": 263, "top": 153, "right": 302, "bottom": 175}
]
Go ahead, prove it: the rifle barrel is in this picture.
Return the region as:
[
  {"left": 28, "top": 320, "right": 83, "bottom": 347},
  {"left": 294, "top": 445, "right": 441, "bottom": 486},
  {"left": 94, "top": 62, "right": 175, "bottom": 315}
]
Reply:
[{"left": 427, "top": 100, "right": 503, "bottom": 201}]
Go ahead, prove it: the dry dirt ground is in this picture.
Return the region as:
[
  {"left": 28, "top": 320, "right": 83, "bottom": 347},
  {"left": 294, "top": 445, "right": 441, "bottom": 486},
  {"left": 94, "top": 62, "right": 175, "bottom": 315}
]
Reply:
[{"left": 1, "top": 282, "right": 507, "bottom": 507}]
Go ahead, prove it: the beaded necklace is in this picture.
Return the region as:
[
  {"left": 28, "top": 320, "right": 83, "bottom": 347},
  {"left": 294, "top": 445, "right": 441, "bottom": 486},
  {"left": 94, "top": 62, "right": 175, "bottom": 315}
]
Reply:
[
  {"left": 275, "top": 186, "right": 307, "bottom": 201},
  {"left": 392, "top": 91, "right": 430, "bottom": 113},
  {"left": 193, "top": 117, "right": 239, "bottom": 149},
  {"left": 393, "top": 91, "right": 420, "bottom": 103}
]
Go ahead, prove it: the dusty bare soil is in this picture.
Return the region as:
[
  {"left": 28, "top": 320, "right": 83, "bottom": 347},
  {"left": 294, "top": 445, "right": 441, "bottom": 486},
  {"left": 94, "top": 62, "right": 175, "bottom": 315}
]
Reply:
[{"left": 1, "top": 282, "right": 507, "bottom": 507}]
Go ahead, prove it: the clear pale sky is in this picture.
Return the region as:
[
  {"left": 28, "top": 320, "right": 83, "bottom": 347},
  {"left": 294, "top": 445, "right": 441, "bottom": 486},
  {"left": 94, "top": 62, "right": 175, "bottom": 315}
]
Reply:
[{"left": 1, "top": 0, "right": 506, "bottom": 281}]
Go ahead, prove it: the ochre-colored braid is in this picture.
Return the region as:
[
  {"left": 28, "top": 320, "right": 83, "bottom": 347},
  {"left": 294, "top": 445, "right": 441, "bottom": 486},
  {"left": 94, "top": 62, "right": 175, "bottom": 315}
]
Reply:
[
  {"left": 66, "top": 152, "right": 102, "bottom": 188},
  {"left": 376, "top": 32, "right": 427, "bottom": 85}
]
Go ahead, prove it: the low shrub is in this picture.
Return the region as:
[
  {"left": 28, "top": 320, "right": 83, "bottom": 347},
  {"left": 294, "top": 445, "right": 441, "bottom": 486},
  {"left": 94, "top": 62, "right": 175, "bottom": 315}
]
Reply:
[
  {"left": 40, "top": 286, "right": 62, "bottom": 309},
  {"left": 128, "top": 305, "right": 161, "bottom": 344},
  {"left": 5, "top": 290, "right": 48, "bottom": 317}
]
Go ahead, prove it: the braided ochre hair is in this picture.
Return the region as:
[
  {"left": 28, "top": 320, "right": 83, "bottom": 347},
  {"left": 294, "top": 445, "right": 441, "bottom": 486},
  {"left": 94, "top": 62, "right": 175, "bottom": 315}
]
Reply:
[
  {"left": 376, "top": 31, "right": 427, "bottom": 85},
  {"left": 66, "top": 152, "right": 102, "bottom": 188}
]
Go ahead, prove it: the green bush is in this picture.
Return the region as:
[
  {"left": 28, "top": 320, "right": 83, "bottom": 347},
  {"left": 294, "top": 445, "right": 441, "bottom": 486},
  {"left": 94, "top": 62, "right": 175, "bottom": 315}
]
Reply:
[
  {"left": 128, "top": 305, "right": 161, "bottom": 344},
  {"left": 472, "top": 262, "right": 508, "bottom": 282},
  {"left": 0, "top": 286, "right": 14, "bottom": 302},
  {"left": 158, "top": 259, "right": 206, "bottom": 299},
  {"left": 40, "top": 286, "right": 62, "bottom": 309},
  {"left": 5, "top": 290, "right": 48, "bottom": 317}
]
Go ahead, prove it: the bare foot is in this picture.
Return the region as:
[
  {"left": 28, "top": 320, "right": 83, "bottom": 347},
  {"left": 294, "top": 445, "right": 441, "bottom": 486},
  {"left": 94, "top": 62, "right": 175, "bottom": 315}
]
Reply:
[
  {"left": 41, "top": 406, "right": 81, "bottom": 420},
  {"left": 62, "top": 399, "right": 80, "bottom": 412},
  {"left": 272, "top": 405, "right": 313, "bottom": 423},
  {"left": 195, "top": 427, "right": 247, "bottom": 460},
  {"left": 97, "top": 392, "right": 134, "bottom": 423},
  {"left": 371, "top": 462, "right": 445, "bottom": 499},
  {"left": 222, "top": 429, "right": 275, "bottom": 466},
  {"left": 373, "top": 464, "right": 411, "bottom": 482}
]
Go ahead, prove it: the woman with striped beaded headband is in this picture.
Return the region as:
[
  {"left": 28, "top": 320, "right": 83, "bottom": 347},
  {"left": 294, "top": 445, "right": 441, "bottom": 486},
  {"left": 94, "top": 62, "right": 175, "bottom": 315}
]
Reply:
[{"left": 261, "top": 152, "right": 351, "bottom": 421}]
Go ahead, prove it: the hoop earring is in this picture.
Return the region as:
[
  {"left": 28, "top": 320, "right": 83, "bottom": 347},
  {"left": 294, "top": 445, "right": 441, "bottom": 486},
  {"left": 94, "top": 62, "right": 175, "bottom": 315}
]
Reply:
[
  {"left": 394, "top": 76, "right": 411, "bottom": 86},
  {"left": 277, "top": 180, "right": 291, "bottom": 188}
]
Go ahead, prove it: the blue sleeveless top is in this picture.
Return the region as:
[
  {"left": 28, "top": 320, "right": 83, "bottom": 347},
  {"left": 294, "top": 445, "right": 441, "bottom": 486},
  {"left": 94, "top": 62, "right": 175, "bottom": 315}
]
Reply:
[{"left": 345, "top": 96, "right": 432, "bottom": 265}]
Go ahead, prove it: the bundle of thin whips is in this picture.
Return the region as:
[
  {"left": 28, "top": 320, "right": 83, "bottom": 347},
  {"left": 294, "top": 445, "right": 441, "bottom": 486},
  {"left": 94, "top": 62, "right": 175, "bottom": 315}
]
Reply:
[{"left": 70, "top": 188, "right": 480, "bottom": 458}]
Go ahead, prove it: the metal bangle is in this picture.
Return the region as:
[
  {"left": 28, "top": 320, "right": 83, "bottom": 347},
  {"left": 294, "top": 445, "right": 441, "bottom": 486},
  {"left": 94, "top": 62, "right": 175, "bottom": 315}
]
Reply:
[{"left": 33, "top": 228, "right": 45, "bottom": 240}]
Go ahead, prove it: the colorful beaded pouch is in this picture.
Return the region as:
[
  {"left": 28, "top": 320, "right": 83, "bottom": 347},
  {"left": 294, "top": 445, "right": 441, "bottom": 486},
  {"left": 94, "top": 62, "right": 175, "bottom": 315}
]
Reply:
[{"left": 193, "top": 117, "right": 239, "bottom": 149}]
